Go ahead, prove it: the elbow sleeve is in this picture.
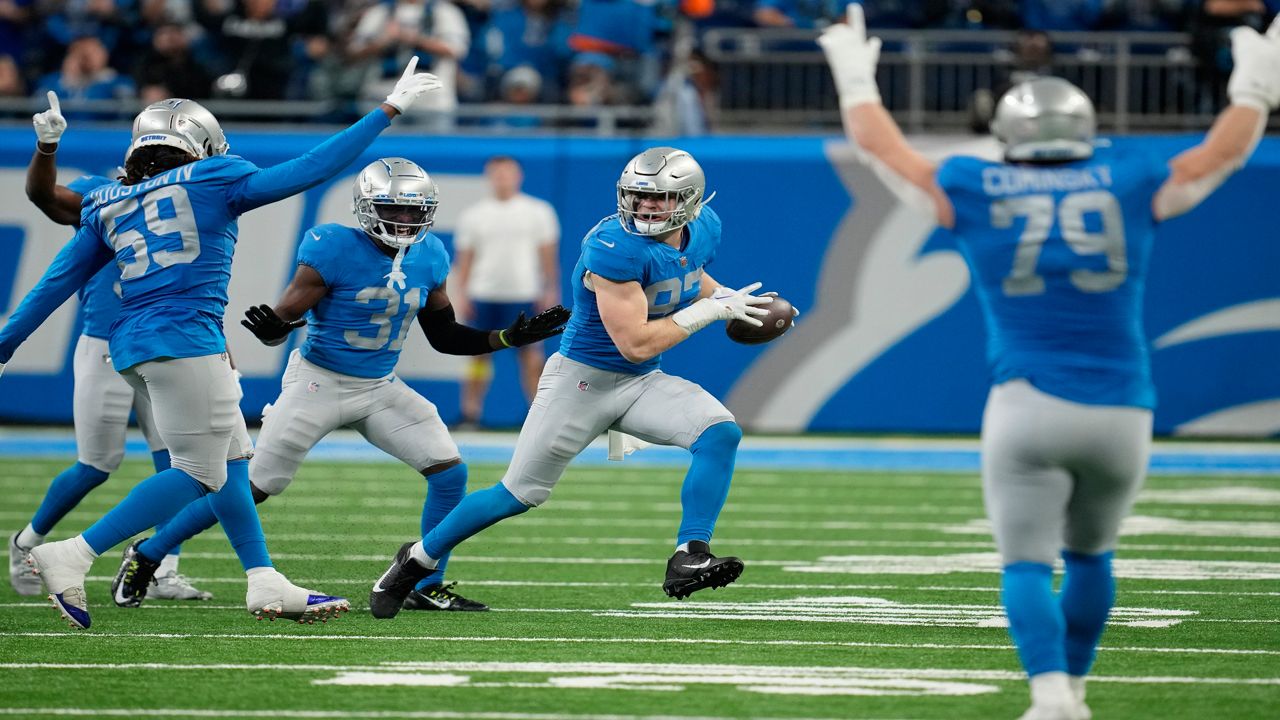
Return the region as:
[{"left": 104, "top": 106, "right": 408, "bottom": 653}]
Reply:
[{"left": 418, "top": 304, "right": 495, "bottom": 356}]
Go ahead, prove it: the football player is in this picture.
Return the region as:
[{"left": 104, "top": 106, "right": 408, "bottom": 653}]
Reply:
[
  {"left": 0, "top": 58, "right": 442, "bottom": 628},
  {"left": 820, "top": 7, "right": 1280, "bottom": 719},
  {"left": 7, "top": 91, "right": 211, "bottom": 603},
  {"left": 366, "top": 147, "right": 781, "bottom": 619},
  {"left": 111, "top": 157, "right": 570, "bottom": 613}
]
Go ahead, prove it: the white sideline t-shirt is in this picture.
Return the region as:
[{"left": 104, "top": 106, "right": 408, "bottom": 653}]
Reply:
[{"left": 454, "top": 193, "right": 560, "bottom": 302}]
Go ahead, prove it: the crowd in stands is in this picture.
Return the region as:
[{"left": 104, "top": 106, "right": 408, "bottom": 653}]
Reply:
[{"left": 0, "top": 0, "right": 1275, "bottom": 126}]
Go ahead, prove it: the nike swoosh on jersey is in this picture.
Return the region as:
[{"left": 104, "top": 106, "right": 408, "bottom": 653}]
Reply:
[
  {"left": 681, "top": 559, "right": 712, "bottom": 570},
  {"left": 598, "top": 238, "right": 616, "bottom": 248},
  {"left": 309, "top": 231, "right": 321, "bottom": 242}
]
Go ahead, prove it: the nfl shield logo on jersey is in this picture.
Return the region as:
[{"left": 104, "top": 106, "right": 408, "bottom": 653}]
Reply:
[
  {"left": 577, "top": 381, "right": 589, "bottom": 392},
  {"left": 307, "top": 381, "right": 320, "bottom": 393}
]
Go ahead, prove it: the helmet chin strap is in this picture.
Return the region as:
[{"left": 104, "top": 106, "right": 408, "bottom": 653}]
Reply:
[{"left": 384, "top": 244, "right": 407, "bottom": 290}]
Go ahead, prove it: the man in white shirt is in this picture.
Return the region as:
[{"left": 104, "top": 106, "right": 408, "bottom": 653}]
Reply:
[{"left": 451, "top": 156, "right": 561, "bottom": 427}]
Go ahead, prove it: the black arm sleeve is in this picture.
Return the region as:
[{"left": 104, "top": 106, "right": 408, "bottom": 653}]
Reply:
[{"left": 418, "top": 303, "right": 499, "bottom": 356}]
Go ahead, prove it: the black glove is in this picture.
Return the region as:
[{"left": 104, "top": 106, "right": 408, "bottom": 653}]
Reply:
[
  {"left": 499, "top": 305, "right": 571, "bottom": 348},
  {"left": 241, "top": 304, "right": 306, "bottom": 347}
]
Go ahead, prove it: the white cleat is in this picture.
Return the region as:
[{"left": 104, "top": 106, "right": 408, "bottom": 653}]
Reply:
[
  {"left": 27, "top": 540, "right": 94, "bottom": 629},
  {"left": 1017, "top": 702, "right": 1090, "bottom": 720},
  {"left": 149, "top": 571, "right": 214, "bottom": 601},
  {"left": 8, "top": 532, "right": 42, "bottom": 596},
  {"left": 245, "top": 568, "right": 349, "bottom": 624},
  {"left": 1019, "top": 672, "right": 1090, "bottom": 720}
]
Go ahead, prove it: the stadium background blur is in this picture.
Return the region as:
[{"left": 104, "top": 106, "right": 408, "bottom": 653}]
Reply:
[{"left": 0, "top": 0, "right": 1278, "bottom": 436}]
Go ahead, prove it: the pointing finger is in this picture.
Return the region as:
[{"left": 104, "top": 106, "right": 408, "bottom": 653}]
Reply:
[{"left": 47, "top": 90, "right": 60, "bottom": 115}]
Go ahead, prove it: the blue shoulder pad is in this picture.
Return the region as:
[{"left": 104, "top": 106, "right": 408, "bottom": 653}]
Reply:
[
  {"left": 421, "top": 233, "right": 451, "bottom": 289},
  {"left": 195, "top": 154, "right": 259, "bottom": 183},
  {"left": 935, "top": 155, "right": 986, "bottom": 196},
  {"left": 581, "top": 216, "right": 642, "bottom": 283},
  {"left": 296, "top": 223, "right": 351, "bottom": 286},
  {"left": 67, "top": 174, "right": 113, "bottom": 196}
]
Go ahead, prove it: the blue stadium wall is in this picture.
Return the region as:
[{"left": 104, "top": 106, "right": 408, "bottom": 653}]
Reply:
[{"left": 0, "top": 129, "right": 1276, "bottom": 436}]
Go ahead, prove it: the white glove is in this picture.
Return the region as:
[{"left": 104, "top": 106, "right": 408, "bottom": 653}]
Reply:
[
  {"left": 1229, "top": 16, "right": 1280, "bottom": 111},
  {"left": 383, "top": 56, "right": 444, "bottom": 114},
  {"left": 817, "top": 4, "right": 882, "bottom": 110},
  {"left": 33, "top": 90, "right": 66, "bottom": 145},
  {"left": 672, "top": 282, "right": 773, "bottom": 335}
]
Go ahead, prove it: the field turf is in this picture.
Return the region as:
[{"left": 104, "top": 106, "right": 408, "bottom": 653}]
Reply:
[{"left": 1, "top": 455, "right": 1277, "bottom": 719}]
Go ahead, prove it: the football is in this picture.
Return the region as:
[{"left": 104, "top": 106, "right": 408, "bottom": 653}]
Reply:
[{"left": 726, "top": 296, "right": 795, "bottom": 345}]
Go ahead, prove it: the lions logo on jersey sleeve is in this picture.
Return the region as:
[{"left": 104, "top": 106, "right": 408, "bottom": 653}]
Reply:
[{"left": 297, "top": 224, "right": 449, "bottom": 379}]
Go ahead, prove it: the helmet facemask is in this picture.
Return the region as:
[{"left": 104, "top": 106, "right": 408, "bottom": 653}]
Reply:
[
  {"left": 617, "top": 185, "right": 702, "bottom": 236},
  {"left": 356, "top": 197, "right": 438, "bottom": 249}
]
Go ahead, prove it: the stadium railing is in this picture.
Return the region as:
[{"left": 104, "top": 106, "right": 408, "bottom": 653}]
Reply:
[{"left": 3, "top": 29, "right": 1273, "bottom": 135}]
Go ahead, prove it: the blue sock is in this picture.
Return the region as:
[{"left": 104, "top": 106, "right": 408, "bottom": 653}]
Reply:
[
  {"left": 677, "top": 421, "right": 742, "bottom": 546},
  {"left": 1061, "top": 550, "right": 1115, "bottom": 676},
  {"left": 151, "top": 449, "right": 172, "bottom": 472},
  {"left": 207, "top": 459, "right": 272, "bottom": 572},
  {"left": 417, "top": 464, "right": 469, "bottom": 589},
  {"left": 1002, "top": 561, "right": 1068, "bottom": 677},
  {"left": 30, "top": 462, "right": 110, "bottom": 536},
  {"left": 139, "top": 495, "right": 219, "bottom": 563},
  {"left": 422, "top": 483, "right": 528, "bottom": 561},
  {"left": 81, "top": 469, "right": 208, "bottom": 555}
]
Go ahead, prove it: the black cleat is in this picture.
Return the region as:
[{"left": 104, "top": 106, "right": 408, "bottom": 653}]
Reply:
[
  {"left": 402, "top": 581, "right": 490, "bottom": 612},
  {"left": 662, "top": 540, "right": 744, "bottom": 600},
  {"left": 369, "top": 542, "right": 432, "bottom": 619},
  {"left": 112, "top": 538, "right": 160, "bottom": 608}
]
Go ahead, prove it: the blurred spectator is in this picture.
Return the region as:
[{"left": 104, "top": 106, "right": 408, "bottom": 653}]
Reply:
[
  {"left": 568, "top": 0, "right": 665, "bottom": 100},
  {"left": 197, "top": 0, "right": 326, "bottom": 100},
  {"left": 967, "top": 29, "right": 1054, "bottom": 132},
  {"left": 0, "top": 0, "right": 31, "bottom": 62},
  {"left": 1020, "top": 0, "right": 1105, "bottom": 31},
  {"left": 802, "top": 0, "right": 947, "bottom": 29},
  {"left": 654, "top": 47, "right": 717, "bottom": 134},
  {"left": 35, "top": 36, "right": 136, "bottom": 118},
  {"left": 134, "top": 21, "right": 213, "bottom": 102},
  {"left": 347, "top": 0, "right": 470, "bottom": 127},
  {"left": 1190, "top": 0, "right": 1279, "bottom": 112},
  {"left": 1099, "top": 0, "right": 1191, "bottom": 31},
  {"left": 41, "top": 0, "right": 131, "bottom": 61},
  {"left": 0, "top": 52, "right": 23, "bottom": 95},
  {"left": 482, "top": 0, "right": 571, "bottom": 102},
  {"left": 566, "top": 52, "right": 615, "bottom": 108},
  {"left": 947, "top": 0, "right": 1021, "bottom": 30}
]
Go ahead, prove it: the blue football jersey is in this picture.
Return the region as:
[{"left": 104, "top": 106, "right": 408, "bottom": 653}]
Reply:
[
  {"left": 937, "top": 144, "right": 1169, "bottom": 409},
  {"left": 79, "top": 155, "right": 265, "bottom": 371},
  {"left": 67, "top": 174, "right": 122, "bottom": 340},
  {"left": 559, "top": 206, "right": 721, "bottom": 374},
  {"left": 297, "top": 224, "right": 450, "bottom": 379}
]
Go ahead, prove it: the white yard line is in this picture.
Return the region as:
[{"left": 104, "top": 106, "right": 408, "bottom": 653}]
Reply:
[
  {"left": 2, "top": 631, "right": 1276, "bottom": 656},
  {"left": 0, "top": 709, "right": 868, "bottom": 720}
]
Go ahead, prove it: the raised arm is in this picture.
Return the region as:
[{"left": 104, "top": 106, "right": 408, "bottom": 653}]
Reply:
[
  {"left": 1153, "top": 18, "right": 1280, "bottom": 221},
  {"left": 819, "top": 5, "right": 954, "bottom": 228},
  {"left": 26, "top": 91, "right": 83, "bottom": 227},
  {"left": 417, "top": 282, "right": 569, "bottom": 356},
  {"left": 594, "top": 270, "right": 770, "bottom": 364},
  {"left": 229, "top": 59, "right": 443, "bottom": 214},
  {"left": 0, "top": 226, "right": 114, "bottom": 367}
]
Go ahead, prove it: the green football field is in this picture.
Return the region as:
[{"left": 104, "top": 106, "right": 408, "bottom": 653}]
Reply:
[{"left": 1, "top": 456, "right": 1277, "bottom": 719}]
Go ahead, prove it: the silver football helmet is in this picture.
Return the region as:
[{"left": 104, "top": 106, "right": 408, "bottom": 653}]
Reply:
[
  {"left": 616, "top": 147, "right": 709, "bottom": 236},
  {"left": 991, "top": 77, "right": 1096, "bottom": 162},
  {"left": 353, "top": 158, "right": 439, "bottom": 249},
  {"left": 126, "top": 98, "right": 229, "bottom": 161}
]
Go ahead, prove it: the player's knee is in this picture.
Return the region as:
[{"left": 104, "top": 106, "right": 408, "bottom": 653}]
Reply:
[
  {"left": 173, "top": 458, "right": 227, "bottom": 492},
  {"left": 78, "top": 455, "right": 120, "bottom": 477},
  {"left": 250, "top": 483, "right": 271, "bottom": 505},
  {"left": 502, "top": 478, "right": 549, "bottom": 508},
  {"left": 692, "top": 420, "right": 742, "bottom": 455},
  {"left": 422, "top": 458, "right": 463, "bottom": 477}
]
